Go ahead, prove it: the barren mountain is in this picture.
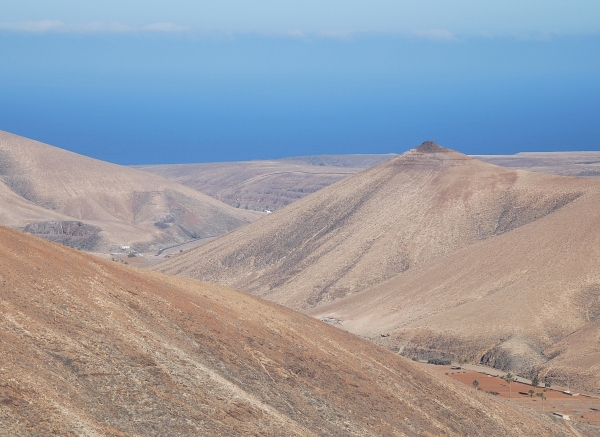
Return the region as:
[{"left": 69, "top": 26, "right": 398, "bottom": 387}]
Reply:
[
  {"left": 0, "top": 226, "right": 569, "bottom": 436},
  {"left": 0, "top": 131, "right": 259, "bottom": 251},
  {"left": 307, "top": 185, "right": 600, "bottom": 392},
  {"left": 136, "top": 154, "right": 395, "bottom": 212},
  {"left": 138, "top": 152, "right": 600, "bottom": 216},
  {"left": 155, "top": 142, "right": 598, "bottom": 311}
]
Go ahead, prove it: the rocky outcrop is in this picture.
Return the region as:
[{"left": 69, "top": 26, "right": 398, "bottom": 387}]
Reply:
[{"left": 23, "top": 221, "right": 104, "bottom": 251}]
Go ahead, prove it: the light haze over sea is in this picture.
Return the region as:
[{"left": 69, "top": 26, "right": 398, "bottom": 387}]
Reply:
[{"left": 1, "top": 1, "right": 599, "bottom": 164}]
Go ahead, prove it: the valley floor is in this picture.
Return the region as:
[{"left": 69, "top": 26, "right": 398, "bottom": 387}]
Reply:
[{"left": 422, "top": 363, "right": 600, "bottom": 436}]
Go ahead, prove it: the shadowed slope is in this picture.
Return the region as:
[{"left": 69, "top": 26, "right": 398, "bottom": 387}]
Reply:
[
  {"left": 541, "top": 318, "right": 600, "bottom": 393},
  {"left": 0, "top": 130, "right": 259, "bottom": 251},
  {"left": 308, "top": 187, "right": 600, "bottom": 392},
  {"left": 155, "top": 142, "right": 597, "bottom": 310},
  {"left": 0, "top": 226, "right": 569, "bottom": 436}
]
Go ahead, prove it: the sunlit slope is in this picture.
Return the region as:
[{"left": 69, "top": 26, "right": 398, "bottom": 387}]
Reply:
[
  {"left": 0, "top": 130, "right": 259, "bottom": 251},
  {"left": 309, "top": 188, "right": 600, "bottom": 392},
  {"left": 0, "top": 226, "right": 569, "bottom": 436},
  {"left": 155, "top": 142, "right": 597, "bottom": 310}
]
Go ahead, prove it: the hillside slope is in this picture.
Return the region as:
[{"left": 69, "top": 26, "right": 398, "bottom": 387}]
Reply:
[
  {"left": 308, "top": 187, "right": 600, "bottom": 392},
  {"left": 0, "top": 225, "right": 570, "bottom": 436},
  {"left": 0, "top": 131, "right": 259, "bottom": 251},
  {"left": 155, "top": 142, "right": 598, "bottom": 310}
]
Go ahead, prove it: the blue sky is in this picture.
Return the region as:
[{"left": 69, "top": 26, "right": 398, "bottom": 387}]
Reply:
[{"left": 0, "top": 1, "right": 599, "bottom": 164}]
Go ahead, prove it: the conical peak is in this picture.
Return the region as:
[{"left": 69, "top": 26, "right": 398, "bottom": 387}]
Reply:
[{"left": 415, "top": 141, "right": 448, "bottom": 153}]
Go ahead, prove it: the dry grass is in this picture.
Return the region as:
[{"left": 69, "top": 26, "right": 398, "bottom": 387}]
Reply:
[{"left": 0, "top": 225, "right": 571, "bottom": 436}]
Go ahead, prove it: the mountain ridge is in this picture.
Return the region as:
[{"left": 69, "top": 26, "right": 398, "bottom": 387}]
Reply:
[{"left": 154, "top": 142, "right": 597, "bottom": 311}]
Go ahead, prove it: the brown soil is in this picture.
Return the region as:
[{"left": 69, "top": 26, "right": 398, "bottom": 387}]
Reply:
[
  {"left": 153, "top": 142, "right": 600, "bottom": 396},
  {"left": 0, "top": 225, "right": 571, "bottom": 436}
]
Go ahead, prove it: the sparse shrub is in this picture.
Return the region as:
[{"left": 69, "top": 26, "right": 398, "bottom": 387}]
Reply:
[
  {"left": 472, "top": 379, "right": 480, "bottom": 389},
  {"left": 427, "top": 358, "right": 451, "bottom": 366},
  {"left": 503, "top": 372, "right": 515, "bottom": 398},
  {"left": 486, "top": 391, "right": 499, "bottom": 396},
  {"left": 536, "top": 391, "right": 547, "bottom": 411},
  {"left": 532, "top": 375, "right": 539, "bottom": 387}
]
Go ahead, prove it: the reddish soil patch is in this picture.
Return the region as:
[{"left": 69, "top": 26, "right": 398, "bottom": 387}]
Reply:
[{"left": 426, "top": 364, "right": 600, "bottom": 431}]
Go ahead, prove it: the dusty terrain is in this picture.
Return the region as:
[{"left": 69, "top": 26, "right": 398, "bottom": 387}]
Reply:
[
  {"left": 0, "top": 225, "right": 572, "bottom": 436},
  {"left": 307, "top": 181, "right": 600, "bottom": 393},
  {"left": 155, "top": 142, "right": 598, "bottom": 310},
  {"left": 136, "top": 154, "right": 395, "bottom": 212},
  {"left": 0, "top": 131, "right": 259, "bottom": 252},
  {"left": 138, "top": 152, "right": 600, "bottom": 215},
  {"left": 477, "top": 151, "right": 600, "bottom": 177},
  {"left": 154, "top": 142, "right": 600, "bottom": 395}
]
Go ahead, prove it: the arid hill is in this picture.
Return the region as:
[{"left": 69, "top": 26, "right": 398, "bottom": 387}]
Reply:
[
  {"left": 154, "top": 142, "right": 598, "bottom": 311},
  {"left": 138, "top": 152, "right": 600, "bottom": 215},
  {"left": 136, "top": 154, "right": 395, "bottom": 212},
  {"left": 0, "top": 131, "right": 259, "bottom": 251},
  {"left": 307, "top": 184, "right": 600, "bottom": 393},
  {"left": 0, "top": 226, "right": 570, "bottom": 436}
]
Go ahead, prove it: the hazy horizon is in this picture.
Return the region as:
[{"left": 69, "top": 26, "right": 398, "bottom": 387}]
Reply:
[{"left": 1, "top": 1, "right": 599, "bottom": 164}]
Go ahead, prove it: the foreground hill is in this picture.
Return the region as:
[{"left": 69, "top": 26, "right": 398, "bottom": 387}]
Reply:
[
  {"left": 136, "top": 154, "right": 395, "bottom": 212},
  {"left": 0, "top": 131, "right": 259, "bottom": 251},
  {"left": 308, "top": 186, "right": 600, "bottom": 392},
  {"left": 155, "top": 142, "right": 597, "bottom": 311},
  {"left": 0, "top": 226, "right": 569, "bottom": 436}
]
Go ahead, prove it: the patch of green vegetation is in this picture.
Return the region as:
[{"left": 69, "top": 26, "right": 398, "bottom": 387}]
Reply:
[{"left": 427, "top": 358, "right": 451, "bottom": 366}]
